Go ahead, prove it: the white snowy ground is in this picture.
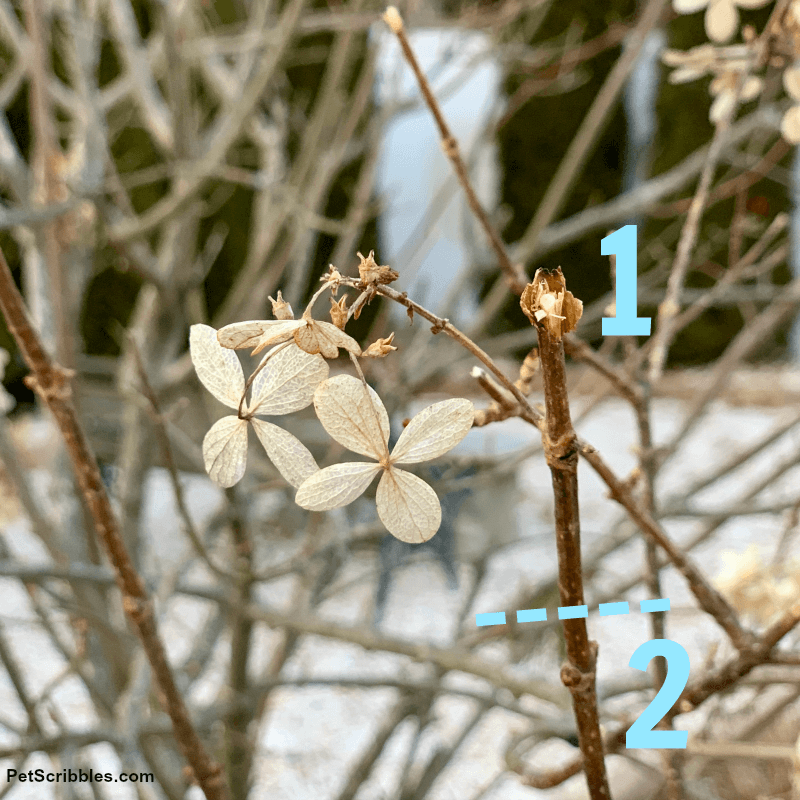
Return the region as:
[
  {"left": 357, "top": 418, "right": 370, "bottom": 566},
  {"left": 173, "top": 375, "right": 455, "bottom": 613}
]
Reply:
[{"left": 1, "top": 393, "right": 799, "bottom": 800}]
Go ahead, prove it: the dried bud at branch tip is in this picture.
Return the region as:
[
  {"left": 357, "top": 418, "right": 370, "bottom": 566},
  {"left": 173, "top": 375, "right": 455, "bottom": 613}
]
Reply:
[
  {"left": 520, "top": 267, "right": 583, "bottom": 340},
  {"left": 323, "top": 265, "right": 343, "bottom": 294},
  {"left": 362, "top": 332, "right": 397, "bottom": 358},
  {"left": 383, "top": 6, "right": 403, "bottom": 33},
  {"left": 357, "top": 251, "right": 399, "bottom": 287},
  {"left": 329, "top": 296, "right": 348, "bottom": 329},
  {"left": 269, "top": 290, "right": 294, "bottom": 320}
]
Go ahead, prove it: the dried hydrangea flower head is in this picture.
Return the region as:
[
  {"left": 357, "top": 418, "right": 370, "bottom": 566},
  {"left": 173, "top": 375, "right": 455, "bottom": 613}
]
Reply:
[
  {"left": 217, "top": 294, "right": 361, "bottom": 359},
  {"left": 714, "top": 543, "right": 800, "bottom": 625},
  {"left": 663, "top": 43, "right": 720, "bottom": 83},
  {"left": 190, "top": 324, "right": 324, "bottom": 488},
  {"left": 520, "top": 267, "right": 583, "bottom": 339},
  {"left": 662, "top": 44, "right": 761, "bottom": 122},
  {"left": 295, "top": 375, "right": 474, "bottom": 543},
  {"left": 672, "top": 0, "right": 770, "bottom": 43}
]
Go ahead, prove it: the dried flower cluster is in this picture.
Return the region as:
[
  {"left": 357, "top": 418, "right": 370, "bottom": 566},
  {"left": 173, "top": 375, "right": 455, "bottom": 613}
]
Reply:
[
  {"left": 714, "top": 543, "right": 800, "bottom": 625},
  {"left": 189, "top": 257, "right": 475, "bottom": 543},
  {"left": 666, "top": 0, "right": 800, "bottom": 138},
  {"left": 673, "top": 0, "right": 770, "bottom": 44}
]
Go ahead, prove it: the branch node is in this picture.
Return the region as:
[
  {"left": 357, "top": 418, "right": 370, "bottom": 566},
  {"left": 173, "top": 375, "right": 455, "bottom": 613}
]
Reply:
[
  {"left": 442, "top": 135, "right": 459, "bottom": 160},
  {"left": 24, "top": 364, "right": 75, "bottom": 402},
  {"left": 122, "top": 595, "right": 154, "bottom": 626}
]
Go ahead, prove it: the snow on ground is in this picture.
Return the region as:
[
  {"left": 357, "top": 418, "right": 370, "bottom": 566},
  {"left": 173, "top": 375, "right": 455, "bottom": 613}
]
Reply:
[{"left": 1, "top": 394, "right": 798, "bottom": 799}]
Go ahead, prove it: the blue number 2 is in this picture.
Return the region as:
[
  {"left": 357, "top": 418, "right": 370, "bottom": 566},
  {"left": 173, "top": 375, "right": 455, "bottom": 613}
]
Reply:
[
  {"left": 601, "top": 225, "right": 651, "bottom": 337},
  {"left": 626, "top": 639, "right": 690, "bottom": 749}
]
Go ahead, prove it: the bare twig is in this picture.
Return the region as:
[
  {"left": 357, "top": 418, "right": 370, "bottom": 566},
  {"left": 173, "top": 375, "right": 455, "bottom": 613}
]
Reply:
[{"left": 382, "top": 6, "right": 528, "bottom": 295}]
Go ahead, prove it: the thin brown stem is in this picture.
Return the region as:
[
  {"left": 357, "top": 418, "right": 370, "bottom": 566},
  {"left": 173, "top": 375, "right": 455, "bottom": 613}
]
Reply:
[
  {"left": 527, "top": 269, "right": 610, "bottom": 800},
  {"left": 382, "top": 7, "right": 527, "bottom": 295}
]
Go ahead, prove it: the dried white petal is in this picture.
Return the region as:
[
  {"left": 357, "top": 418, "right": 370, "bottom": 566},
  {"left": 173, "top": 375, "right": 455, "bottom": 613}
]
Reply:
[
  {"left": 248, "top": 345, "right": 329, "bottom": 416},
  {"left": 673, "top": 0, "right": 708, "bottom": 12},
  {"left": 784, "top": 65, "right": 800, "bottom": 101},
  {"left": 251, "top": 419, "right": 319, "bottom": 487},
  {"left": 735, "top": 0, "right": 769, "bottom": 8},
  {"left": 218, "top": 320, "right": 302, "bottom": 354},
  {"left": 709, "top": 89, "right": 735, "bottom": 123},
  {"left": 782, "top": 105, "right": 800, "bottom": 143},
  {"left": 190, "top": 324, "right": 245, "bottom": 409},
  {"left": 376, "top": 467, "right": 441, "bottom": 543},
  {"left": 202, "top": 416, "right": 248, "bottom": 487},
  {"left": 295, "top": 462, "right": 381, "bottom": 510},
  {"left": 313, "top": 375, "right": 390, "bottom": 460},
  {"left": 705, "top": 0, "right": 737, "bottom": 42},
  {"left": 740, "top": 75, "right": 762, "bottom": 102},
  {"left": 390, "top": 399, "right": 474, "bottom": 465},
  {"left": 667, "top": 67, "right": 695, "bottom": 84},
  {"left": 294, "top": 320, "right": 362, "bottom": 358}
]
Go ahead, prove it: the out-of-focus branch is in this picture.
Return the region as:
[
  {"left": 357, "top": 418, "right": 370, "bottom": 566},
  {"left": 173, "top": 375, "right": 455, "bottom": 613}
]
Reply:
[
  {"left": 382, "top": 6, "right": 528, "bottom": 295},
  {"left": 0, "top": 244, "right": 231, "bottom": 800}
]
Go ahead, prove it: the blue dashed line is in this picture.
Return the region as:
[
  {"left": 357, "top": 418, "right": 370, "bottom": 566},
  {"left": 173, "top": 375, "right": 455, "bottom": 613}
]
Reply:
[
  {"left": 599, "top": 601, "right": 629, "bottom": 616},
  {"left": 476, "top": 599, "right": 670, "bottom": 627},
  {"left": 640, "top": 598, "right": 670, "bottom": 613},
  {"left": 476, "top": 611, "right": 507, "bottom": 626}
]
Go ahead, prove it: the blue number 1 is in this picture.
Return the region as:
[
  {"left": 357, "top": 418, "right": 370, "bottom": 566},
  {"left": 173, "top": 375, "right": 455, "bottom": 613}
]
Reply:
[
  {"left": 601, "top": 226, "right": 651, "bottom": 336},
  {"left": 626, "top": 639, "right": 689, "bottom": 749}
]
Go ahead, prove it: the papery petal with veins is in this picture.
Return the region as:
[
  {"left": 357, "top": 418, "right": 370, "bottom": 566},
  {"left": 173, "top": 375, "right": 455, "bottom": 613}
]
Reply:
[
  {"left": 294, "top": 320, "right": 361, "bottom": 358},
  {"left": 202, "top": 416, "right": 248, "bottom": 488},
  {"left": 376, "top": 467, "right": 442, "bottom": 543},
  {"left": 390, "top": 399, "right": 474, "bottom": 465},
  {"left": 705, "top": 0, "right": 737, "bottom": 42},
  {"left": 250, "top": 419, "right": 320, "bottom": 488},
  {"left": 313, "top": 375, "right": 390, "bottom": 460},
  {"left": 248, "top": 344, "right": 328, "bottom": 416},
  {"left": 190, "top": 324, "right": 244, "bottom": 409},
  {"left": 296, "top": 375, "right": 475, "bottom": 543},
  {"left": 295, "top": 462, "right": 382, "bottom": 510},
  {"left": 218, "top": 320, "right": 302, "bottom": 354}
]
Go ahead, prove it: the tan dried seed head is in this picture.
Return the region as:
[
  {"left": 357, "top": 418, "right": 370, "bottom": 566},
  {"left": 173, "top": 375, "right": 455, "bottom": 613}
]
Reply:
[
  {"left": 357, "top": 251, "right": 399, "bottom": 287},
  {"left": 269, "top": 290, "right": 295, "bottom": 320},
  {"left": 362, "top": 332, "right": 397, "bottom": 358},
  {"left": 329, "top": 296, "right": 348, "bottom": 329}
]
